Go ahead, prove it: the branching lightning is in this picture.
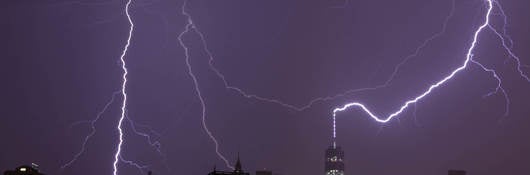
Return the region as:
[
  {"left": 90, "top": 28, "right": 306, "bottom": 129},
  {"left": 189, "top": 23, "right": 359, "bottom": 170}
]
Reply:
[
  {"left": 61, "top": 90, "right": 121, "bottom": 170},
  {"left": 488, "top": 26, "right": 530, "bottom": 81},
  {"left": 178, "top": 1, "right": 234, "bottom": 169},
  {"left": 470, "top": 59, "right": 509, "bottom": 117},
  {"left": 61, "top": 0, "right": 170, "bottom": 174},
  {"left": 488, "top": 0, "right": 529, "bottom": 83},
  {"left": 62, "top": 0, "right": 528, "bottom": 174},
  {"left": 113, "top": 0, "right": 133, "bottom": 174},
  {"left": 120, "top": 156, "right": 150, "bottom": 174},
  {"left": 175, "top": 0, "right": 530, "bottom": 169},
  {"left": 195, "top": 0, "right": 459, "bottom": 112},
  {"left": 125, "top": 117, "right": 164, "bottom": 155},
  {"left": 331, "top": 0, "right": 529, "bottom": 138},
  {"left": 382, "top": 0, "right": 456, "bottom": 88}
]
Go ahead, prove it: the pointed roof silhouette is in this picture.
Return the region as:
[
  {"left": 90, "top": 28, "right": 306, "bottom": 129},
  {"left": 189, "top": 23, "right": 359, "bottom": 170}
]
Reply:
[{"left": 234, "top": 153, "right": 242, "bottom": 173}]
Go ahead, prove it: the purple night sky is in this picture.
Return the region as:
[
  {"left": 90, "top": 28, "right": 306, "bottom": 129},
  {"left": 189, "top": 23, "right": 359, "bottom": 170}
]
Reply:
[{"left": 2, "top": 0, "right": 529, "bottom": 175}]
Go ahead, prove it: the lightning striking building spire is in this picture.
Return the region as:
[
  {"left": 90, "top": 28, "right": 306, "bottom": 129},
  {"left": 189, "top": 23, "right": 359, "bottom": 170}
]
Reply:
[
  {"left": 175, "top": 0, "right": 529, "bottom": 171},
  {"left": 178, "top": 1, "right": 234, "bottom": 170},
  {"left": 61, "top": 0, "right": 527, "bottom": 174},
  {"left": 113, "top": 0, "right": 133, "bottom": 175},
  {"left": 332, "top": 0, "right": 502, "bottom": 123}
]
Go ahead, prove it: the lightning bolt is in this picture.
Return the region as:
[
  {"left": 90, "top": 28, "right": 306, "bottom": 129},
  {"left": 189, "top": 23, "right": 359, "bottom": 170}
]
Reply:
[
  {"left": 61, "top": 0, "right": 527, "bottom": 174},
  {"left": 60, "top": 1, "right": 173, "bottom": 174},
  {"left": 113, "top": 0, "right": 133, "bottom": 174},
  {"left": 125, "top": 117, "right": 164, "bottom": 155},
  {"left": 61, "top": 90, "right": 121, "bottom": 170},
  {"left": 470, "top": 59, "right": 509, "bottom": 117},
  {"left": 173, "top": 0, "right": 528, "bottom": 172},
  {"left": 382, "top": 0, "right": 456, "bottom": 88},
  {"left": 178, "top": 1, "right": 234, "bottom": 169},
  {"left": 492, "top": 0, "right": 514, "bottom": 50},
  {"left": 487, "top": 1, "right": 529, "bottom": 83},
  {"left": 331, "top": 0, "right": 529, "bottom": 138},
  {"left": 195, "top": 0, "right": 458, "bottom": 112},
  {"left": 64, "top": 95, "right": 163, "bottom": 174},
  {"left": 177, "top": 0, "right": 454, "bottom": 168},
  {"left": 488, "top": 24, "right": 530, "bottom": 81},
  {"left": 120, "top": 156, "right": 150, "bottom": 174}
]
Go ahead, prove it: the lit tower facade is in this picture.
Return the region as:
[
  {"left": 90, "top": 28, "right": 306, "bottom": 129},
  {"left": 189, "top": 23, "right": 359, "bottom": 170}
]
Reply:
[
  {"left": 325, "top": 141, "right": 344, "bottom": 175},
  {"left": 326, "top": 114, "right": 344, "bottom": 175}
]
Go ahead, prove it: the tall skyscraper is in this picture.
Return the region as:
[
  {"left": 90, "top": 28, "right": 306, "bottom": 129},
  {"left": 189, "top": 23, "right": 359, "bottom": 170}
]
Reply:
[{"left": 325, "top": 141, "right": 345, "bottom": 175}]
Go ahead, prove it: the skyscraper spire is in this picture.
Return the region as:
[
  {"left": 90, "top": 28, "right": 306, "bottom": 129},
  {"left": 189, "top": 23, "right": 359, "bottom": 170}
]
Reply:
[
  {"left": 333, "top": 114, "right": 337, "bottom": 149},
  {"left": 208, "top": 153, "right": 249, "bottom": 175},
  {"left": 234, "top": 153, "right": 242, "bottom": 173}
]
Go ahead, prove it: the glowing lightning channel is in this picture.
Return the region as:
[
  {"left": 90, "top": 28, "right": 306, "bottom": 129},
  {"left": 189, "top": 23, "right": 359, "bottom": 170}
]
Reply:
[
  {"left": 489, "top": 1, "right": 529, "bottom": 82},
  {"left": 113, "top": 0, "right": 133, "bottom": 174},
  {"left": 120, "top": 155, "right": 149, "bottom": 174},
  {"left": 65, "top": 95, "right": 164, "bottom": 173},
  {"left": 332, "top": 0, "right": 496, "bottom": 125},
  {"left": 470, "top": 59, "right": 509, "bottom": 116},
  {"left": 381, "top": 0, "right": 456, "bottom": 88},
  {"left": 194, "top": 0, "right": 457, "bottom": 112},
  {"left": 178, "top": 1, "right": 234, "bottom": 169},
  {"left": 176, "top": 0, "right": 528, "bottom": 171},
  {"left": 125, "top": 117, "right": 164, "bottom": 155},
  {"left": 488, "top": 25, "right": 530, "bottom": 82},
  {"left": 492, "top": 0, "right": 514, "bottom": 49},
  {"left": 177, "top": 0, "right": 455, "bottom": 168},
  {"left": 61, "top": 90, "right": 121, "bottom": 170}
]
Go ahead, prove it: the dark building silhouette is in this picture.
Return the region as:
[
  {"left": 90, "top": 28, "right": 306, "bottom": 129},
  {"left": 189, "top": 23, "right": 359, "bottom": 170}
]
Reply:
[
  {"left": 4, "top": 165, "right": 45, "bottom": 175},
  {"left": 208, "top": 156, "right": 249, "bottom": 175},
  {"left": 325, "top": 142, "right": 344, "bottom": 175},
  {"left": 448, "top": 170, "right": 466, "bottom": 175},
  {"left": 256, "top": 170, "right": 272, "bottom": 175}
]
